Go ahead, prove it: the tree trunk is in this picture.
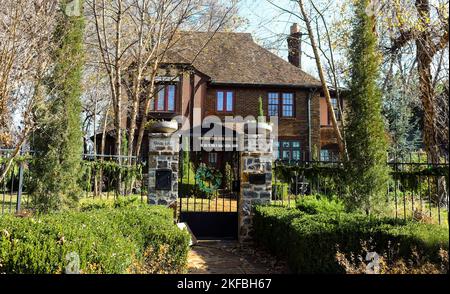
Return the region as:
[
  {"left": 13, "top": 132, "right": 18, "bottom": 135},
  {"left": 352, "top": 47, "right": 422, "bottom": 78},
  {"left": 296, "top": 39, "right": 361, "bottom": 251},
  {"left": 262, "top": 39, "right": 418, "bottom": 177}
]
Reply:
[
  {"left": 298, "top": 0, "right": 346, "bottom": 157},
  {"left": 114, "top": 0, "right": 123, "bottom": 194},
  {"left": 93, "top": 84, "right": 98, "bottom": 197},
  {"left": 135, "top": 68, "right": 158, "bottom": 158},
  {"left": 416, "top": 0, "right": 440, "bottom": 164},
  {"left": 417, "top": 43, "right": 439, "bottom": 163},
  {"left": 99, "top": 102, "right": 110, "bottom": 196},
  {"left": 127, "top": 72, "right": 141, "bottom": 163}
]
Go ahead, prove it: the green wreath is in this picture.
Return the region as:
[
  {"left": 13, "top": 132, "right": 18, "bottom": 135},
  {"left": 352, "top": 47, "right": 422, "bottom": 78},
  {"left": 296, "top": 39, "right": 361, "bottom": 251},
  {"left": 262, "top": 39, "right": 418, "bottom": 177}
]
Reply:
[{"left": 195, "top": 163, "right": 222, "bottom": 195}]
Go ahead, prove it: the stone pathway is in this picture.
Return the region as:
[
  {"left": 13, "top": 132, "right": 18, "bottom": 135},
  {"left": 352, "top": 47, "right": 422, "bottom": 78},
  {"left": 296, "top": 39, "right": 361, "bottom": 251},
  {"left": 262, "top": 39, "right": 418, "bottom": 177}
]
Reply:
[{"left": 187, "top": 240, "right": 289, "bottom": 274}]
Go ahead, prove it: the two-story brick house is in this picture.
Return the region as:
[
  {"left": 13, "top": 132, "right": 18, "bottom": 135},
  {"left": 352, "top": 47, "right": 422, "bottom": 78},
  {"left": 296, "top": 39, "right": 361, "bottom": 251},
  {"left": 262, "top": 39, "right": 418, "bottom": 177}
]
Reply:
[{"left": 95, "top": 23, "right": 342, "bottom": 164}]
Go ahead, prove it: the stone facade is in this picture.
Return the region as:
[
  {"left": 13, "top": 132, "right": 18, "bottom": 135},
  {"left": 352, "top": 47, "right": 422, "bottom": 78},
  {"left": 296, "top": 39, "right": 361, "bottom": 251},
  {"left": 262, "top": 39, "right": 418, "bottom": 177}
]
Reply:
[
  {"left": 148, "top": 133, "right": 180, "bottom": 206},
  {"left": 239, "top": 134, "right": 273, "bottom": 242}
]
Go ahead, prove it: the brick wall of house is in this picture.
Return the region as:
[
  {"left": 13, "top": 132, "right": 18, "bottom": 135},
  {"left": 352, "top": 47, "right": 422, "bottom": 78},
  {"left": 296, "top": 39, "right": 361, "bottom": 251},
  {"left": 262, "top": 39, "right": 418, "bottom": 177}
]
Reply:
[
  {"left": 202, "top": 85, "right": 321, "bottom": 154},
  {"left": 318, "top": 96, "right": 345, "bottom": 152}
]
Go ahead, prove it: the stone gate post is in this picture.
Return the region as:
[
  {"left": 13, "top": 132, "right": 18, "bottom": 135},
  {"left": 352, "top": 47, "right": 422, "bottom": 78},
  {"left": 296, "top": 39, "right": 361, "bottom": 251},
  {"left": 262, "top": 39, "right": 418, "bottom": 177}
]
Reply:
[
  {"left": 239, "top": 133, "right": 273, "bottom": 242},
  {"left": 148, "top": 133, "right": 180, "bottom": 206}
]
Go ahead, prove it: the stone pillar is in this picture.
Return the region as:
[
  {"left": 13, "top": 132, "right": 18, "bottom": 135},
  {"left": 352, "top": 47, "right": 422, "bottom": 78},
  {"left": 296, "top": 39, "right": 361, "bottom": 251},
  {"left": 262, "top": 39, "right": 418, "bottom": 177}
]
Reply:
[
  {"left": 239, "top": 134, "right": 273, "bottom": 242},
  {"left": 148, "top": 133, "right": 180, "bottom": 206}
]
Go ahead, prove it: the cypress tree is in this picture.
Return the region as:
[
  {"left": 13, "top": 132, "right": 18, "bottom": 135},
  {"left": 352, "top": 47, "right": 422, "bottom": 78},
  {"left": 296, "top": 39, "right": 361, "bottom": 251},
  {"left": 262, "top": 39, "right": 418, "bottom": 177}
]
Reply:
[
  {"left": 257, "top": 96, "right": 264, "bottom": 121},
  {"left": 344, "top": 0, "right": 390, "bottom": 213},
  {"left": 31, "top": 1, "right": 85, "bottom": 211}
]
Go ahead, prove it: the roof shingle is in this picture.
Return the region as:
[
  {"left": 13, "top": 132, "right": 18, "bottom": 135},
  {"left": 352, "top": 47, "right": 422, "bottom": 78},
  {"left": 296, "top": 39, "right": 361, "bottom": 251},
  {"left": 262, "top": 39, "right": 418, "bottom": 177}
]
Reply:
[{"left": 165, "top": 31, "right": 321, "bottom": 87}]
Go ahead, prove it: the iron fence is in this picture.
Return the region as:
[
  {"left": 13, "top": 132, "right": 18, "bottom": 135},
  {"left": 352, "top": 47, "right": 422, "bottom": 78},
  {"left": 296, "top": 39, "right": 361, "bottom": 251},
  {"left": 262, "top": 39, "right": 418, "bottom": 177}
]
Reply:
[
  {"left": 0, "top": 150, "right": 148, "bottom": 214},
  {"left": 272, "top": 151, "right": 449, "bottom": 226},
  {"left": 2, "top": 148, "right": 449, "bottom": 227}
]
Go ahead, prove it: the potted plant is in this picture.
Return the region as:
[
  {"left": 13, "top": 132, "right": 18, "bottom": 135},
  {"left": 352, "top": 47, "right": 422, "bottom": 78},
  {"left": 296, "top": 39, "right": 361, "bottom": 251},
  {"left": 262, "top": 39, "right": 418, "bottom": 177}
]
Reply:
[
  {"left": 146, "top": 119, "right": 178, "bottom": 134},
  {"left": 257, "top": 96, "right": 272, "bottom": 132}
]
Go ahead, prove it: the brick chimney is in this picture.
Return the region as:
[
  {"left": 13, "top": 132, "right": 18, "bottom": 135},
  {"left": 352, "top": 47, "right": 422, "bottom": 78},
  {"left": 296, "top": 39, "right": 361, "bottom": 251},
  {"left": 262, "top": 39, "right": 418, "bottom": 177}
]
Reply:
[{"left": 287, "top": 23, "right": 302, "bottom": 68}]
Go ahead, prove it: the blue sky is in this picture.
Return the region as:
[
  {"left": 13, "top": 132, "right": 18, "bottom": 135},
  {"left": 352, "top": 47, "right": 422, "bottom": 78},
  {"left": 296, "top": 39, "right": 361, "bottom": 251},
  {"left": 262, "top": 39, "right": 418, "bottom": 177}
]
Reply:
[{"left": 237, "top": 0, "right": 319, "bottom": 77}]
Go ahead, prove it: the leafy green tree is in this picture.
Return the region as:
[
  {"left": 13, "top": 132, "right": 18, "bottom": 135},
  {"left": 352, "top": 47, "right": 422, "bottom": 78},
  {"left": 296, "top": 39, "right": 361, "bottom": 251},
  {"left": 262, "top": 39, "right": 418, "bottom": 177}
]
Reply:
[
  {"left": 344, "top": 0, "right": 390, "bottom": 214},
  {"left": 31, "top": 0, "right": 85, "bottom": 211},
  {"left": 383, "top": 74, "right": 422, "bottom": 156}
]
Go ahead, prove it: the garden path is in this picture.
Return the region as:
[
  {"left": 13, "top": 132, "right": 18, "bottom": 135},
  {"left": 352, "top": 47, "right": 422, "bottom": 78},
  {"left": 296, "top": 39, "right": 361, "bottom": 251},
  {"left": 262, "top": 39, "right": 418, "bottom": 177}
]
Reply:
[{"left": 187, "top": 240, "right": 289, "bottom": 274}]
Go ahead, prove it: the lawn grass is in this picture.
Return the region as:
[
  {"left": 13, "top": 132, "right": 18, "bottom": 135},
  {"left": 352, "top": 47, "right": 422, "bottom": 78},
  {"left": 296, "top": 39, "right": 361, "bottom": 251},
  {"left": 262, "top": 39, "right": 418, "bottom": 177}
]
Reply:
[
  {"left": 0, "top": 193, "right": 34, "bottom": 214},
  {"left": 381, "top": 194, "right": 449, "bottom": 228},
  {"left": 178, "top": 196, "right": 238, "bottom": 212},
  {"left": 273, "top": 193, "right": 449, "bottom": 227}
]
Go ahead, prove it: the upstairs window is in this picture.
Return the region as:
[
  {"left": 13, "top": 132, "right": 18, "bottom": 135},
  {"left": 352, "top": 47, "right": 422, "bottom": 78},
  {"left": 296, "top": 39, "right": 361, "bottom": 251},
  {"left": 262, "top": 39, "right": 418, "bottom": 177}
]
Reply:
[
  {"left": 282, "top": 93, "right": 294, "bottom": 117},
  {"left": 268, "top": 92, "right": 295, "bottom": 117},
  {"left": 216, "top": 91, "right": 234, "bottom": 112},
  {"left": 268, "top": 93, "right": 279, "bottom": 116},
  {"left": 151, "top": 84, "right": 176, "bottom": 112},
  {"left": 330, "top": 98, "right": 341, "bottom": 121}
]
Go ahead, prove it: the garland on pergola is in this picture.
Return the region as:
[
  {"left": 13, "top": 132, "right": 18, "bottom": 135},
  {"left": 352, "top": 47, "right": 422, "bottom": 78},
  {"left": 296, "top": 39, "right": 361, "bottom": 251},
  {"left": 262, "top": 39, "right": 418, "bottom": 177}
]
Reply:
[{"left": 195, "top": 163, "right": 222, "bottom": 195}]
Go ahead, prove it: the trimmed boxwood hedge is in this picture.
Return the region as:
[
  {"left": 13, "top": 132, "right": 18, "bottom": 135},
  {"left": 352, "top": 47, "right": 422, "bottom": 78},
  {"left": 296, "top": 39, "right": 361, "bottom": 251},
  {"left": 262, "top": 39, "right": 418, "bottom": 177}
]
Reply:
[
  {"left": 253, "top": 205, "right": 449, "bottom": 273},
  {"left": 0, "top": 205, "right": 190, "bottom": 274}
]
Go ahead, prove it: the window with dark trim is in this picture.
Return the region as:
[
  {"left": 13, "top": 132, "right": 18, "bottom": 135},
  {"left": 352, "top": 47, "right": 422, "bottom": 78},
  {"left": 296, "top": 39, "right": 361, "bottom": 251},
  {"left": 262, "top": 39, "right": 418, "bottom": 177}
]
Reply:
[
  {"left": 151, "top": 84, "right": 176, "bottom": 112},
  {"left": 320, "top": 148, "right": 338, "bottom": 162},
  {"left": 277, "top": 140, "right": 301, "bottom": 160},
  {"left": 268, "top": 93, "right": 279, "bottom": 116},
  {"left": 208, "top": 152, "right": 218, "bottom": 164},
  {"left": 320, "top": 149, "right": 330, "bottom": 162},
  {"left": 216, "top": 91, "right": 234, "bottom": 112},
  {"left": 329, "top": 98, "right": 341, "bottom": 122},
  {"left": 282, "top": 93, "right": 294, "bottom": 117},
  {"left": 268, "top": 92, "right": 295, "bottom": 117}
]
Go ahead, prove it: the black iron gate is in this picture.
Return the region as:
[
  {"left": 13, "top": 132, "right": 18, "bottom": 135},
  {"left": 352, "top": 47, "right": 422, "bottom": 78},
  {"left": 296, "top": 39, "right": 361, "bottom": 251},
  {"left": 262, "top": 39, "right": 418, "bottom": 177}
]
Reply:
[{"left": 178, "top": 151, "right": 240, "bottom": 240}]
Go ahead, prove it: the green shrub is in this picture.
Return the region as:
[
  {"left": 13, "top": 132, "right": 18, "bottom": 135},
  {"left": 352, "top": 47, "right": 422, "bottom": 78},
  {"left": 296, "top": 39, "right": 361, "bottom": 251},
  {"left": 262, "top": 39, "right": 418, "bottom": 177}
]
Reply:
[
  {"left": 253, "top": 205, "right": 449, "bottom": 273},
  {"left": 79, "top": 195, "right": 144, "bottom": 211},
  {"left": 0, "top": 205, "right": 189, "bottom": 274},
  {"left": 296, "top": 195, "right": 345, "bottom": 215}
]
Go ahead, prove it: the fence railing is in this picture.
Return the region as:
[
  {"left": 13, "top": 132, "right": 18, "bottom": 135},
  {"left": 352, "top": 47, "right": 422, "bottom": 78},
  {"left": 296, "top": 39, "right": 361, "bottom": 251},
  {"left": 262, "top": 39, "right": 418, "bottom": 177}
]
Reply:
[
  {"left": 272, "top": 152, "right": 449, "bottom": 226},
  {"left": 2, "top": 149, "right": 449, "bottom": 226},
  {"left": 0, "top": 151, "right": 148, "bottom": 214}
]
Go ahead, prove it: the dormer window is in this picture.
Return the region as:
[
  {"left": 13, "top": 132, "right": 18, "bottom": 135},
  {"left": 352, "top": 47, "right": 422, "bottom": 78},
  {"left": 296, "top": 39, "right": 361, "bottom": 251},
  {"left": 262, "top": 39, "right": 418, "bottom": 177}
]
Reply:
[{"left": 151, "top": 84, "right": 176, "bottom": 112}]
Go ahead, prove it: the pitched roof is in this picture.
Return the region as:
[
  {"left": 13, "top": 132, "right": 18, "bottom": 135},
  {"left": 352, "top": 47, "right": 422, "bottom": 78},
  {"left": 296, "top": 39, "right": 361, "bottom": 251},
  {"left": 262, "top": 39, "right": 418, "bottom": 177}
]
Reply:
[{"left": 165, "top": 31, "right": 321, "bottom": 87}]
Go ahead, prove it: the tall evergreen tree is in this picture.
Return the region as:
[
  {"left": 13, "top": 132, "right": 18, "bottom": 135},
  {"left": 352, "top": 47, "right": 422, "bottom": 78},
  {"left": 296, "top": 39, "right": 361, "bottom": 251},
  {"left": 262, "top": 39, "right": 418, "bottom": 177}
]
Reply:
[
  {"left": 31, "top": 1, "right": 85, "bottom": 211},
  {"left": 344, "top": 0, "right": 390, "bottom": 213}
]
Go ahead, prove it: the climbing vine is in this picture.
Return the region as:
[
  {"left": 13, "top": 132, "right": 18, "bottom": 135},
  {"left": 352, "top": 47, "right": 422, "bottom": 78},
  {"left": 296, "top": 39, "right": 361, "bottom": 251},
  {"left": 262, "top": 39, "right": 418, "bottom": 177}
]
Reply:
[
  {"left": 274, "top": 161, "right": 449, "bottom": 194},
  {"left": 81, "top": 161, "right": 143, "bottom": 192}
]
